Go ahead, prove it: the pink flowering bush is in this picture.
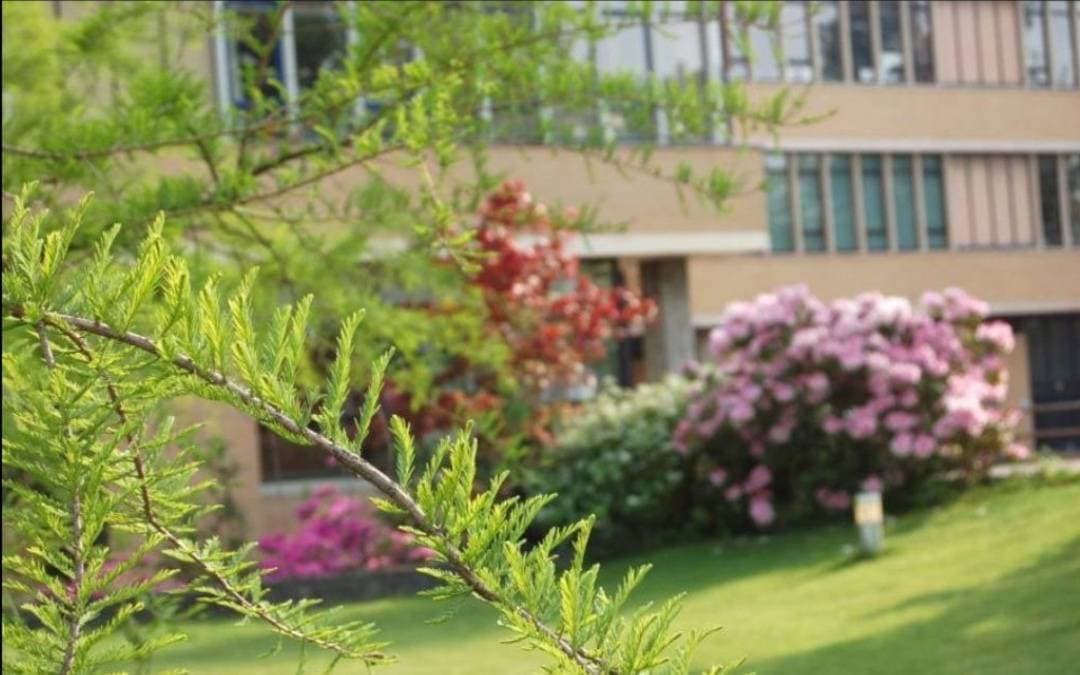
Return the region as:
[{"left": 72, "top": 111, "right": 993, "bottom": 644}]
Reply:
[
  {"left": 675, "top": 285, "right": 1027, "bottom": 530},
  {"left": 258, "top": 486, "right": 434, "bottom": 582}
]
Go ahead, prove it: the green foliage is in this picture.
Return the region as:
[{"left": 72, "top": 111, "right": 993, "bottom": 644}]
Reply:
[
  {"left": 2, "top": 0, "right": 812, "bottom": 413},
  {"left": 522, "top": 377, "right": 696, "bottom": 557},
  {"left": 3, "top": 193, "right": 732, "bottom": 672}
]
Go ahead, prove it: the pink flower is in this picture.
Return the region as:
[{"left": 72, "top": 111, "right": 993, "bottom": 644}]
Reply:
[
  {"left": 822, "top": 415, "right": 845, "bottom": 434},
  {"left": 976, "top": 321, "right": 1016, "bottom": 353},
  {"left": 814, "top": 487, "right": 851, "bottom": 511},
  {"left": 749, "top": 494, "right": 776, "bottom": 527},
  {"left": 1005, "top": 443, "right": 1032, "bottom": 461},
  {"left": 884, "top": 411, "right": 919, "bottom": 433},
  {"left": 729, "top": 399, "right": 755, "bottom": 423},
  {"left": 888, "top": 363, "right": 922, "bottom": 386},
  {"left": 744, "top": 465, "right": 773, "bottom": 493},
  {"left": 801, "top": 372, "right": 830, "bottom": 403},
  {"left": 890, "top": 432, "right": 914, "bottom": 456},
  {"left": 768, "top": 419, "right": 795, "bottom": 444},
  {"left": 912, "top": 434, "right": 937, "bottom": 458},
  {"left": 708, "top": 468, "right": 728, "bottom": 486},
  {"left": 724, "top": 484, "right": 743, "bottom": 502},
  {"left": 861, "top": 475, "right": 884, "bottom": 493},
  {"left": 846, "top": 407, "right": 879, "bottom": 439},
  {"left": 771, "top": 382, "right": 797, "bottom": 402}
]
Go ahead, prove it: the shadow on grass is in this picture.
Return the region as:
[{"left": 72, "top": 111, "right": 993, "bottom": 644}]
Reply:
[{"left": 742, "top": 535, "right": 1080, "bottom": 675}]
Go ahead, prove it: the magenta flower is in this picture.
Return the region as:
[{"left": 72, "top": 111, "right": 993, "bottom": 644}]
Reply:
[{"left": 749, "top": 494, "right": 776, "bottom": 526}]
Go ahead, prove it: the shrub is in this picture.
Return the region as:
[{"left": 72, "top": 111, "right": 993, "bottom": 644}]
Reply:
[
  {"left": 522, "top": 376, "right": 694, "bottom": 556},
  {"left": 258, "top": 487, "right": 433, "bottom": 582},
  {"left": 675, "top": 285, "right": 1027, "bottom": 530}
]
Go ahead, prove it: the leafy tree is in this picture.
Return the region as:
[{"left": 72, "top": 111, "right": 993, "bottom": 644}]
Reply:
[
  {"left": 2, "top": 192, "right": 732, "bottom": 673},
  {"left": 2, "top": 0, "right": 812, "bottom": 411},
  {"left": 2, "top": 0, "right": 811, "bottom": 671}
]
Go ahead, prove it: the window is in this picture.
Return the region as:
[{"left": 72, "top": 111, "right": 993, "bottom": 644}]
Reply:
[
  {"left": 1024, "top": 0, "right": 1080, "bottom": 87},
  {"left": 650, "top": 1, "right": 712, "bottom": 142},
  {"left": 1021, "top": 313, "right": 1080, "bottom": 451},
  {"left": 849, "top": 1, "right": 875, "bottom": 83},
  {"left": 595, "top": 2, "right": 652, "bottom": 142},
  {"left": 1048, "top": 0, "right": 1078, "bottom": 86},
  {"left": 1024, "top": 1, "right": 1051, "bottom": 85},
  {"left": 799, "top": 155, "right": 826, "bottom": 251},
  {"left": 1039, "top": 155, "right": 1064, "bottom": 246},
  {"left": 892, "top": 155, "right": 918, "bottom": 250},
  {"left": 292, "top": 2, "right": 346, "bottom": 91},
  {"left": 767, "top": 154, "right": 795, "bottom": 253},
  {"left": 260, "top": 425, "right": 348, "bottom": 483},
  {"left": 911, "top": 1, "right": 935, "bottom": 83},
  {"left": 830, "top": 154, "right": 857, "bottom": 251},
  {"left": 219, "top": 1, "right": 348, "bottom": 114},
  {"left": 766, "top": 152, "right": 953, "bottom": 254},
  {"left": 225, "top": 1, "right": 286, "bottom": 110},
  {"left": 782, "top": 1, "right": 813, "bottom": 83},
  {"left": 814, "top": 1, "right": 844, "bottom": 82},
  {"left": 922, "top": 156, "right": 948, "bottom": 249},
  {"left": 862, "top": 155, "right": 889, "bottom": 250},
  {"left": 878, "top": 1, "right": 905, "bottom": 84}
]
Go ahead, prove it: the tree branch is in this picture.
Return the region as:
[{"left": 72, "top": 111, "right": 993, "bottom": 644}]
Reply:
[
  {"left": 40, "top": 317, "right": 385, "bottom": 664},
  {"left": 22, "top": 308, "right": 605, "bottom": 674}
]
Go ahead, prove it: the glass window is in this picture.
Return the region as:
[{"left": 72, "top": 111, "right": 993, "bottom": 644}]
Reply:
[
  {"left": 879, "top": 1, "right": 905, "bottom": 83},
  {"left": 767, "top": 154, "right": 795, "bottom": 252},
  {"left": 1049, "top": 1, "right": 1077, "bottom": 86},
  {"left": 814, "top": 1, "right": 843, "bottom": 82},
  {"left": 1024, "top": 1, "right": 1051, "bottom": 85},
  {"left": 799, "top": 155, "right": 826, "bottom": 251},
  {"left": 849, "top": 1, "right": 875, "bottom": 83},
  {"left": 748, "top": 24, "right": 783, "bottom": 81},
  {"left": 1039, "top": 155, "right": 1063, "bottom": 246},
  {"left": 830, "top": 154, "right": 857, "bottom": 251},
  {"left": 650, "top": 1, "right": 709, "bottom": 141},
  {"left": 782, "top": 1, "right": 813, "bottom": 83},
  {"left": 922, "top": 155, "right": 948, "bottom": 249},
  {"left": 292, "top": 2, "right": 346, "bottom": 91},
  {"left": 911, "top": 1, "right": 935, "bottom": 83},
  {"left": 729, "top": 2, "right": 782, "bottom": 81},
  {"left": 226, "top": 2, "right": 285, "bottom": 109},
  {"left": 595, "top": 2, "right": 652, "bottom": 141},
  {"left": 893, "top": 155, "right": 918, "bottom": 249},
  {"left": 651, "top": 3, "right": 707, "bottom": 86},
  {"left": 862, "top": 154, "right": 889, "bottom": 250},
  {"left": 1068, "top": 154, "right": 1080, "bottom": 244}
]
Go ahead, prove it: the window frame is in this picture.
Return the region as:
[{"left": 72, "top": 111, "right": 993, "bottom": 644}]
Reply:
[{"left": 766, "top": 150, "right": 954, "bottom": 255}]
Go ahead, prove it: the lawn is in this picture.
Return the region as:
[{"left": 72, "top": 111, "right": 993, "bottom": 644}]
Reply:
[{"left": 134, "top": 478, "right": 1080, "bottom": 674}]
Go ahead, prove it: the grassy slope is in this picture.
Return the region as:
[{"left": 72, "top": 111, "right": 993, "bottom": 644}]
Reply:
[{"left": 136, "top": 478, "right": 1080, "bottom": 674}]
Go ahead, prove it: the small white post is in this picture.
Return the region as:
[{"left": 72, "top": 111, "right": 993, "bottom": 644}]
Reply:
[{"left": 854, "top": 490, "right": 885, "bottom": 555}]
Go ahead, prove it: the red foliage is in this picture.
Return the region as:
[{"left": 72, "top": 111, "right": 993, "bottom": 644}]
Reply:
[{"left": 471, "top": 180, "right": 656, "bottom": 392}]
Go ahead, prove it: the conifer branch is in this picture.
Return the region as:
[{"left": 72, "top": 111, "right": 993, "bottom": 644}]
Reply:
[
  {"left": 26, "top": 308, "right": 607, "bottom": 673},
  {"left": 40, "top": 317, "right": 387, "bottom": 665}
]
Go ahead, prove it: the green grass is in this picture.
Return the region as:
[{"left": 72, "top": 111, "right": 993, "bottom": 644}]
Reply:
[{"left": 133, "top": 478, "right": 1080, "bottom": 674}]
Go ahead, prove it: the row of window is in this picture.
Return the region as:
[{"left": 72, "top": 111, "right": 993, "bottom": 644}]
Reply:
[
  {"left": 214, "top": 2, "right": 1080, "bottom": 136},
  {"left": 768, "top": 152, "right": 1080, "bottom": 254},
  {"left": 726, "top": 0, "right": 935, "bottom": 84},
  {"left": 766, "top": 153, "right": 948, "bottom": 254}
]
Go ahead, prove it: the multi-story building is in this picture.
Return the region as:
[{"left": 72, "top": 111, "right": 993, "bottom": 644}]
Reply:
[{"left": 43, "top": 0, "right": 1080, "bottom": 536}]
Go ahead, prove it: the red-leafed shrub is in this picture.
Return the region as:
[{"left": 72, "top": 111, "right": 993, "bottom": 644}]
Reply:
[{"left": 470, "top": 180, "right": 656, "bottom": 394}]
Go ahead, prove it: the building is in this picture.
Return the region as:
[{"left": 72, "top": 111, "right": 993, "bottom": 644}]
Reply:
[{"left": 44, "top": 0, "right": 1080, "bottom": 537}]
